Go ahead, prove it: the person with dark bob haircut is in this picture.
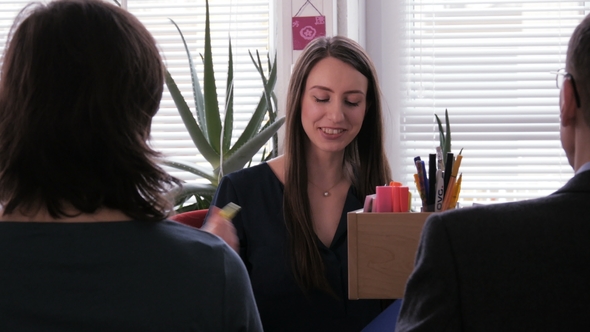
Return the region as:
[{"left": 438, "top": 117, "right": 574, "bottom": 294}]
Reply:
[
  {"left": 207, "top": 36, "right": 392, "bottom": 331},
  {"left": 0, "top": 1, "right": 262, "bottom": 330}
]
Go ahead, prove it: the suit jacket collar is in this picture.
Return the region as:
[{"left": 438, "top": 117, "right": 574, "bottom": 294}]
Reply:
[{"left": 554, "top": 169, "right": 590, "bottom": 194}]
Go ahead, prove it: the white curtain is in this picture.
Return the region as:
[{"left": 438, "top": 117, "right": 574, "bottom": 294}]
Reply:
[
  {"left": 0, "top": 0, "right": 271, "bottom": 182},
  {"left": 400, "top": 1, "right": 589, "bottom": 208}
]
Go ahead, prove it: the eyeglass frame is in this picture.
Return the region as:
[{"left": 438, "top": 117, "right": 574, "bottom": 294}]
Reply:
[{"left": 553, "top": 68, "right": 581, "bottom": 108}]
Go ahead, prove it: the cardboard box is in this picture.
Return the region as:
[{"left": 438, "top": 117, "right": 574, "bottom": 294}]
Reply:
[{"left": 348, "top": 211, "right": 432, "bottom": 299}]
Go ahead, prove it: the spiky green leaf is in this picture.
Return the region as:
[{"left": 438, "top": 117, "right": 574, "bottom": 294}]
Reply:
[
  {"left": 174, "top": 183, "right": 217, "bottom": 197},
  {"left": 168, "top": 19, "right": 206, "bottom": 135},
  {"left": 230, "top": 96, "right": 267, "bottom": 153},
  {"left": 250, "top": 50, "right": 278, "bottom": 122},
  {"left": 444, "top": 108, "right": 451, "bottom": 155},
  {"left": 223, "top": 38, "right": 234, "bottom": 154},
  {"left": 264, "top": 52, "right": 278, "bottom": 121},
  {"left": 165, "top": 71, "right": 219, "bottom": 166},
  {"left": 161, "top": 158, "right": 217, "bottom": 184},
  {"left": 216, "top": 116, "right": 285, "bottom": 176},
  {"left": 232, "top": 52, "right": 277, "bottom": 152},
  {"left": 249, "top": 50, "right": 267, "bottom": 86},
  {"left": 203, "top": 0, "right": 222, "bottom": 153},
  {"left": 435, "top": 114, "right": 445, "bottom": 148},
  {"left": 169, "top": 183, "right": 216, "bottom": 210}
]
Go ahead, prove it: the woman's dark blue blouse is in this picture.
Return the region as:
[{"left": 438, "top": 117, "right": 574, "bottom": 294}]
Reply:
[{"left": 210, "top": 163, "right": 381, "bottom": 332}]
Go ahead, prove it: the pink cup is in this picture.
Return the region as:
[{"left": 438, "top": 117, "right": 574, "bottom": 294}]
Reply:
[
  {"left": 399, "top": 186, "right": 409, "bottom": 212},
  {"left": 392, "top": 186, "right": 401, "bottom": 212},
  {"left": 374, "top": 186, "right": 393, "bottom": 212}
]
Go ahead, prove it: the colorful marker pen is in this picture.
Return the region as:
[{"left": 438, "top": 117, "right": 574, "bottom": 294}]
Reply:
[{"left": 219, "top": 202, "right": 241, "bottom": 220}]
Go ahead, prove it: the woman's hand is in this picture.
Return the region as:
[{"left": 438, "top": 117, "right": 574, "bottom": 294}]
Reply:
[{"left": 201, "top": 206, "right": 239, "bottom": 253}]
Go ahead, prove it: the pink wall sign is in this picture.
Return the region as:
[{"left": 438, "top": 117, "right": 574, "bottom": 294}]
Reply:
[{"left": 292, "top": 16, "right": 326, "bottom": 51}]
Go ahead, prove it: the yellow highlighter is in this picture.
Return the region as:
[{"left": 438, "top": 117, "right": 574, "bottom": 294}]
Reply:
[
  {"left": 218, "top": 202, "right": 241, "bottom": 220},
  {"left": 449, "top": 174, "right": 463, "bottom": 209}
]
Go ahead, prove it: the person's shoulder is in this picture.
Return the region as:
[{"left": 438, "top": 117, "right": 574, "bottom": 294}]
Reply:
[
  {"left": 151, "top": 221, "right": 248, "bottom": 289},
  {"left": 215, "top": 157, "right": 284, "bottom": 202},
  {"left": 436, "top": 197, "right": 542, "bottom": 218},
  {"left": 224, "top": 162, "right": 273, "bottom": 181},
  {"left": 155, "top": 219, "right": 234, "bottom": 253},
  {"left": 101, "top": 220, "right": 242, "bottom": 273},
  {"left": 426, "top": 195, "right": 560, "bottom": 234},
  {"left": 221, "top": 161, "right": 282, "bottom": 193}
]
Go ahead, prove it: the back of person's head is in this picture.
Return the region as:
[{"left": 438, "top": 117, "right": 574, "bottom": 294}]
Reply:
[
  {"left": 568, "top": 13, "right": 590, "bottom": 125},
  {"left": 0, "top": 0, "right": 179, "bottom": 220}
]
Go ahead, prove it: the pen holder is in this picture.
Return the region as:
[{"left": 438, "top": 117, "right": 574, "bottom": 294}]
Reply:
[{"left": 348, "top": 211, "right": 433, "bottom": 299}]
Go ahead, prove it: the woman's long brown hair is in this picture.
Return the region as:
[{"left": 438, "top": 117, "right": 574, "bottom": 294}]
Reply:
[{"left": 283, "top": 36, "right": 392, "bottom": 293}]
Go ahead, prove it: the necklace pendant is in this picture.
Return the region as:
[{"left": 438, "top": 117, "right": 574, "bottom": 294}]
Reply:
[{"left": 323, "top": 191, "right": 330, "bottom": 197}]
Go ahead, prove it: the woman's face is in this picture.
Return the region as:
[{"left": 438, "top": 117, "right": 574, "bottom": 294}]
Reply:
[{"left": 300, "top": 56, "right": 368, "bottom": 154}]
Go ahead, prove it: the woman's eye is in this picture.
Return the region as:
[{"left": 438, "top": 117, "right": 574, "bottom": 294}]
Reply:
[
  {"left": 314, "top": 97, "right": 329, "bottom": 103},
  {"left": 345, "top": 100, "right": 360, "bottom": 107}
]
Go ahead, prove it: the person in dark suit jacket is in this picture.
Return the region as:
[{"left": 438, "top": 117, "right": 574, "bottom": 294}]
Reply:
[{"left": 395, "top": 13, "right": 590, "bottom": 332}]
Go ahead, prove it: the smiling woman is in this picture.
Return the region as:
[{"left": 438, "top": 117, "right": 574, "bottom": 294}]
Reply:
[
  {"left": 207, "top": 36, "right": 392, "bottom": 332},
  {"left": 301, "top": 56, "right": 368, "bottom": 156}
]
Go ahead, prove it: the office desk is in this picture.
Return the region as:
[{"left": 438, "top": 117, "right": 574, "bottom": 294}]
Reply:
[{"left": 348, "top": 211, "right": 431, "bottom": 299}]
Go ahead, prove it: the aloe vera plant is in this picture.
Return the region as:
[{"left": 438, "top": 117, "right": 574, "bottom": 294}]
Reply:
[
  {"left": 435, "top": 109, "right": 452, "bottom": 164},
  {"left": 163, "top": 0, "right": 284, "bottom": 211}
]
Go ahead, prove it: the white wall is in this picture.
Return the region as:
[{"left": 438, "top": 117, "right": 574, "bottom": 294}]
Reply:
[
  {"left": 364, "top": 0, "right": 404, "bottom": 181},
  {"left": 274, "top": 0, "right": 337, "bottom": 153}
]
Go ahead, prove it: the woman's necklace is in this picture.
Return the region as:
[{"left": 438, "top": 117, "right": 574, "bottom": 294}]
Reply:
[{"left": 308, "top": 175, "right": 344, "bottom": 197}]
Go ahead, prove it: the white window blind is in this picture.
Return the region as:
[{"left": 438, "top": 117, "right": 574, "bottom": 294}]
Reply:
[
  {"left": 127, "top": 0, "right": 271, "bottom": 182},
  {"left": 402, "top": 1, "right": 588, "bottom": 208},
  {"left": 0, "top": 2, "right": 28, "bottom": 52},
  {"left": 0, "top": 0, "right": 271, "bottom": 182}
]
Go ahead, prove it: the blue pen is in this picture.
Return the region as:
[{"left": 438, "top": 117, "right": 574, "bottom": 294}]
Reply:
[
  {"left": 420, "top": 160, "right": 428, "bottom": 201},
  {"left": 414, "top": 156, "right": 428, "bottom": 208},
  {"left": 413, "top": 156, "right": 422, "bottom": 176}
]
